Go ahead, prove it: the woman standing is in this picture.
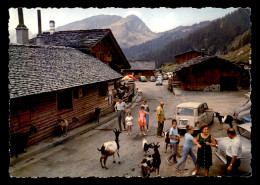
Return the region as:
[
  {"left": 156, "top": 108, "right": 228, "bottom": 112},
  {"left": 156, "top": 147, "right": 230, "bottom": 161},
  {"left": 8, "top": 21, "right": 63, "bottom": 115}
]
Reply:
[
  {"left": 142, "top": 100, "right": 150, "bottom": 132},
  {"left": 138, "top": 106, "right": 149, "bottom": 136},
  {"left": 193, "top": 124, "right": 216, "bottom": 176},
  {"left": 175, "top": 125, "right": 202, "bottom": 172}
]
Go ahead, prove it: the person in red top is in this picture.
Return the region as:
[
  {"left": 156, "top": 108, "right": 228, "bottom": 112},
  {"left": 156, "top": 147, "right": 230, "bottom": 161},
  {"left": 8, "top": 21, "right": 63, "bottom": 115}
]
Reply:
[{"left": 138, "top": 106, "right": 149, "bottom": 136}]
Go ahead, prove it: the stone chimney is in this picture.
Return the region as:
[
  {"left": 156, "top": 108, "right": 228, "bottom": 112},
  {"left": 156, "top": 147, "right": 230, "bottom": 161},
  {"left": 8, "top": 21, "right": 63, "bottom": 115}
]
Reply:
[
  {"left": 49, "top": 20, "right": 55, "bottom": 35},
  {"left": 35, "top": 9, "right": 44, "bottom": 45},
  {"left": 15, "top": 8, "right": 29, "bottom": 44}
]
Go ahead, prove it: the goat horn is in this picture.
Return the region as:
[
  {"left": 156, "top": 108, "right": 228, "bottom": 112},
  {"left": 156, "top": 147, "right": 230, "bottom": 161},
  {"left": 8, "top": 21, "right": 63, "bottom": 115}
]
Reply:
[{"left": 156, "top": 142, "right": 159, "bottom": 145}]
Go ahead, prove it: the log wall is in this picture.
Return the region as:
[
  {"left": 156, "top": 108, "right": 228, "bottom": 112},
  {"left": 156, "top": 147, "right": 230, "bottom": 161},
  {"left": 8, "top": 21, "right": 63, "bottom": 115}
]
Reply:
[{"left": 9, "top": 82, "right": 115, "bottom": 146}]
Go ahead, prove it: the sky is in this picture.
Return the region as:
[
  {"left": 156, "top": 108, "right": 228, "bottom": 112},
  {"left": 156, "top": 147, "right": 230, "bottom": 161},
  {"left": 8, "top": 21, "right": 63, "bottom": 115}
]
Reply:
[{"left": 8, "top": 7, "right": 238, "bottom": 35}]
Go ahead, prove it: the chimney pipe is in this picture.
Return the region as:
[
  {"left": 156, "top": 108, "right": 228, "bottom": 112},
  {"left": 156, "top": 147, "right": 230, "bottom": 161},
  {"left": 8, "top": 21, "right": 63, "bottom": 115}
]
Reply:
[
  {"left": 35, "top": 9, "right": 44, "bottom": 45},
  {"left": 17, "top": 8, "right": 25, "bottom": 27},
  {"left": 37, "top": 10, "right": 42, "bottom": 35},
  {"left": 201, "top": 49, "right": 205, "bottom": 57},
  {"left": 16, "top": 8, "right": 29, "bottom": 44},
  {"left": 49, "top": 20, "right": 55, "bottom": 35}
]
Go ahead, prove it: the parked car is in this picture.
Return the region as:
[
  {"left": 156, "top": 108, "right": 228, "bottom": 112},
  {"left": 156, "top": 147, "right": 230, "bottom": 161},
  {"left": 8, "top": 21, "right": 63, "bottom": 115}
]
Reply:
[
  {"left": 127, "top": 78, "right": 134, "bottom": 83},
  {"left": 156, "top": 79, "right": 163, "bottom": 85},
  {"left": 174, "top": 102, "right": 214, "bottom": 132},
  {"left": 140, "top": 76, "right": 147, "bottom": 82},
  {"left": 215, "top": 122, "right": 252, "bottom": 174},
  {"left": 150, "top": 76, "right": 156, "bottom": 82},
  {"left": 234, "top": 98, "right": 251, "bottom": 122},
  {"left": 163, "top": 74, "right": 168, "bottom": 80},
  {"left": 157, "top": 75, "right": 163, "bottom": 81}
]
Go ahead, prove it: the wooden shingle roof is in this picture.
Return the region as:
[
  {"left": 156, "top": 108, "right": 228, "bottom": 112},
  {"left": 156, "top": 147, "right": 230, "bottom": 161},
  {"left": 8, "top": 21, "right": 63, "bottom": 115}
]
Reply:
[
  {"left": 38, "top": 29, "right": 109, "bottom": 50},
  {"left": 29, "top": 29, "right": 130, "bottom": 69},
  {"left": 172, "top": 56, "right": 242, "bottom": 73},
  {"left": 127, "top": 60, "right": 156, "bottom": 71},
  {"left": 9, "top": 44, "right": 122, "bottom": 99}
]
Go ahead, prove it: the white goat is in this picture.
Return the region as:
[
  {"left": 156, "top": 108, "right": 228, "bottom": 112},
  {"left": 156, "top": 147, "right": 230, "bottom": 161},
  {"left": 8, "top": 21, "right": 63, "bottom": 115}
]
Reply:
[{"left": 97, "top": 128, "right": 121, "bottom": 169}]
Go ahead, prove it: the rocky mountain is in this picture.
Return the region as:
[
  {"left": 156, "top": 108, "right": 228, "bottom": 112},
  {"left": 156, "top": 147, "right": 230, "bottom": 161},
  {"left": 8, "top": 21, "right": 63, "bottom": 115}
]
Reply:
[
  {"left": 56, "top": 15, "right": 123, "bottom": 31},
  {"left": 106, "top": 15, "right": 160, "bottom": 48},
  {"left": 55, "top": 14, "right": 160, "bottom": 48}
]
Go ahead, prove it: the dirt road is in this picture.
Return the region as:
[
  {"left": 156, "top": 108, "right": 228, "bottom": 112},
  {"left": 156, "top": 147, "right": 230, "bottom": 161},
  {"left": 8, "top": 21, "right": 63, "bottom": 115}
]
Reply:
[{"left": 9, "top": 81, "right": 249, "bottom": 177}]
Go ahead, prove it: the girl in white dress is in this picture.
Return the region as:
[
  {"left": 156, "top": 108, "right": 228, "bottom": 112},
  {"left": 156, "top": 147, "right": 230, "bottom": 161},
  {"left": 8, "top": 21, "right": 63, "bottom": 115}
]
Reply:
[{"left": 125, "top": 112, "right": 134, "bottom": 135}]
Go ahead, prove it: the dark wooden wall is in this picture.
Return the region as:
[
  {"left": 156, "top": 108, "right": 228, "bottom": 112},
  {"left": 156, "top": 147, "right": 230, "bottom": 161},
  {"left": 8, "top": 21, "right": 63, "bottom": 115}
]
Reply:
[
  {"left": 177, "top": 59, "right": 246, "bottom": 91},
  {"left": 176, "top": 53, "right": 201, "bottom": 64},
  {"left": 9, "top": 82, "right": 116, "bottom": 146}
]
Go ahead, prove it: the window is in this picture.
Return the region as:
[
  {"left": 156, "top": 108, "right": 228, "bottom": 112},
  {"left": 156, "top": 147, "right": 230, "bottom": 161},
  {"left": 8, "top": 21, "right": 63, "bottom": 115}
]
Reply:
[
  {"left": 57, "top": 90, "right": 73, "bottom": 110},
  {"left": 177, "top": 108, "right": 194, "bottom": 116},
  {"left": 73, "top": 88, "right": 79, "bottom": 99},
  {"left": 99, "top": 82, "right": 108, "bottom": 96}
]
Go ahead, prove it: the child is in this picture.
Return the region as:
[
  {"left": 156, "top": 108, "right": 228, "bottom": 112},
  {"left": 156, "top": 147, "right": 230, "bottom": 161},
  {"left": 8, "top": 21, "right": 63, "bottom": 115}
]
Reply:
[
  {"left": 138, "top": 106, "right": 149, "bottom": 136},
  {"left": 175, "top": 125, "right": 202, "bottom": 172},
  {"left": 166, "top": 119, "right": 180, "bottom": 164},
  {"left": 125, "top": 112, "right": 134, "bottom": 135}
]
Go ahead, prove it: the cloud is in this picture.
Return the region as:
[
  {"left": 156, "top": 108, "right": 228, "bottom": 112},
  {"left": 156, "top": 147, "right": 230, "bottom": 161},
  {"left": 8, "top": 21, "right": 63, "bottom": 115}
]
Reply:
[
  {"left": 123, "top": 10, "right": 142, "bottom": 18},
  {"left": 148, "top": 12, "right": 180, "bottom": 32}
]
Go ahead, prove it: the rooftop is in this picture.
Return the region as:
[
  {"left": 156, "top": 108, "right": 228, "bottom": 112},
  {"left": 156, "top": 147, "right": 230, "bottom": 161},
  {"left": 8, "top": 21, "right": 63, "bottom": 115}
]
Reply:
[
  {"left": 127, "top": 60, "right": 156, "bottom": 71},
  {"left": 9, "top": 44, "right": 122, "bottom": 99}
]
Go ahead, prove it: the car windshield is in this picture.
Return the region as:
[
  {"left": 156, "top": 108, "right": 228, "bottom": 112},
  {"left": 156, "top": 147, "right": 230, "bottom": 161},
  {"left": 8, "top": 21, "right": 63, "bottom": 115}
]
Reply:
[
  {"left": 237, "top": 126, "right": 251, "bottom": 140},
  {"left": 177, "top": 108, "right": 194, "bottom": 116}
]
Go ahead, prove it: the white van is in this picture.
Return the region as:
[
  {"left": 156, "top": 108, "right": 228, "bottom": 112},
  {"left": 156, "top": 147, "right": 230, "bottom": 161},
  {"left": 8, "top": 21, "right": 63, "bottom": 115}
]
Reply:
[{"left": 174, "top": 102, "right": 214, "bottom": 131}]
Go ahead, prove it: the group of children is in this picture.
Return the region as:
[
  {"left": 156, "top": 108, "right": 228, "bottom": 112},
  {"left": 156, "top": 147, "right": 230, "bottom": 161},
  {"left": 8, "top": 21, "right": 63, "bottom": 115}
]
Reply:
[{"left": 125, "top": 100, "right": 150, "bottom": 136}]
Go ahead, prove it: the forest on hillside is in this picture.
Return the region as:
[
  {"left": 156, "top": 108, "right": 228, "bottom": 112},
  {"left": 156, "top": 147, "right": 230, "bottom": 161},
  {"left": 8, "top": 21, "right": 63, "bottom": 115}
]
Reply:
[{"left": 136, "top": 8, "right": 251, "bottom": 68}]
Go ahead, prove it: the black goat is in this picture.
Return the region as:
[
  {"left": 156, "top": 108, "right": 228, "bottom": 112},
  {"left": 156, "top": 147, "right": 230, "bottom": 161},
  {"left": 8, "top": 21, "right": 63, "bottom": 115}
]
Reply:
[
  {"left": 10, "top": 125, "right": 38, "bottom": 158},
  {"left": 151, "top": 142, "right": 161, "bottom": 177},
  {"left": 214, "top": 112, "right": 224, "bottom": 129},
  {"left": 223, "top": 115, "right": 234, "bottom": 128},
  {"left": 94, "top": 108, "right": 101, "bottom": 123},
  {"left": 163, "top": 131, "right": 170, "bottom": 153}
]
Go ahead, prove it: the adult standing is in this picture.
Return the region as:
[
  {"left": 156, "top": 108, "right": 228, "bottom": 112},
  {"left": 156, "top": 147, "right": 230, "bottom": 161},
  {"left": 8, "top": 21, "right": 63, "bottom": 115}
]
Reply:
[
  {"left": 142, "top": 100, "right": 150, "bottom": 132},
  {"left": 225, "top": 128, "right": 242, "bottom": 176},
  {"left": 193, "top": 124, "right": 217, "bottom": 176},
  {"left": 156, "top": 102, "right": 166, "bottom": 138},
  {"left": 175, "top": 125, "right": 202, "bottom": 172},
  {"left": 114, "top": 98, "right": 128, "bottom": 131},
  {"left": 166, "top": 119, "right": 180, "bottom": 164}
]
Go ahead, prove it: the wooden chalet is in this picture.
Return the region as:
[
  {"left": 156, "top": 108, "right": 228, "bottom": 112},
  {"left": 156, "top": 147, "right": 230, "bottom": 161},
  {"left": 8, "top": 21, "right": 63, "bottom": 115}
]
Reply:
[
  {"left": 9, "top": 44, "right": 122, "bottom": 146},
  {"left": 123, "top": 60, "right": 156, "bottom": 79},
  {"left": 172, "top": 56, "right": 249, "bottom": 91},
  {"left": 29, "top": 29, "right": 131, "bottom": 73},
  {"left": 174, "top": 49, "right": 208, "bottom": 65}
]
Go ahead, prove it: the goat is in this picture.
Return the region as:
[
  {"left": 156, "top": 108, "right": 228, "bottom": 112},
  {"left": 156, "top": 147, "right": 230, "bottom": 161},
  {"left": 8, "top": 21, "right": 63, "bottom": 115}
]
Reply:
[
  {"left": 10, "top": 124, "right": 38, "bottom": 158},
  {"left": 163, "top": 131, "right": 170, "bottom": 153},
  {"left": 214, "top": 112, "right": 224, "bottom": 129},
  {"left": 94, "top": 108, "right": 101, "bottom": 123},
  {"left": 140, "top": 155, "right": 153, "bottom": 177},
  {"left": 151, "top": 142, "right": 161, "bottom": 177},
  {"left": 142, "top": 138, "right": 153, "bottom": 156},
  {"left": 97, "top": 128, "right": 121, "bottom": 169},
  {"left": 57, "top": 117, "right": 78, "bottom": 137},
  {"left": 223, "top": 115, "right": 234, "bottom": 128}
]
